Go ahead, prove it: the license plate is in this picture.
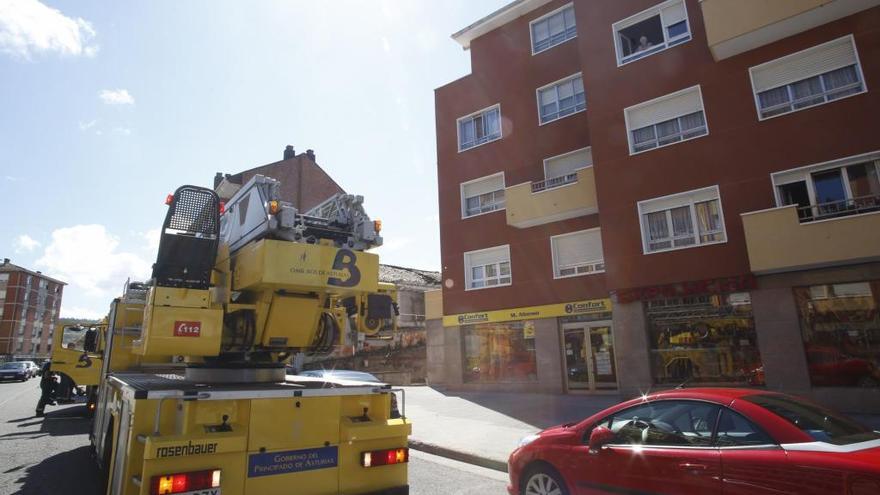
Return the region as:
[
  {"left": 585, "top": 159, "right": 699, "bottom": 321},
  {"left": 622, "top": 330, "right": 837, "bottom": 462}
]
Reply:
[{"left": 176, "top": 490, "right": 220, "bottom": 495}]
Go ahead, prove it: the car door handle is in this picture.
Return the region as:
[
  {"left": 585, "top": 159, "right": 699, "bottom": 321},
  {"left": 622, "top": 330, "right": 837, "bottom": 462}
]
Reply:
[{"left": 678, "top": 462, "right": 708, "bottom": 471}]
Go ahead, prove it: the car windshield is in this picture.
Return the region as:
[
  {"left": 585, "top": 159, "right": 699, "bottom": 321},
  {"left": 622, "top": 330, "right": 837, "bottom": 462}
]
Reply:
[
  {"left": 2, "top": 363, "right": 26, "bottom": 369},
  {"left": 745, "top": 394, "right": 880, "bottom": 445}
]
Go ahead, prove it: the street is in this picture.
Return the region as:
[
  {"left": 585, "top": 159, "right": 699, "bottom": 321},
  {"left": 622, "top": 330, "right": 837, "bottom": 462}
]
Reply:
[{"left": 0, "top": 379, "right": 508, "bottom": 495}]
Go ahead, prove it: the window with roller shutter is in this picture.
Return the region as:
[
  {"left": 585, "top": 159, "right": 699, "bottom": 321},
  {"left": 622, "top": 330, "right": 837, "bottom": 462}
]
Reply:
[
  {"left": 464, "top": 245, "right": 511, "bottom": 290},
  {"left": 551, "top": 229, "right": 604, "bottom": 278},
  {"left": 460, "top": 173, "right": 505, "bottom": 218},
  {"left": 625, "top": 85, "right": 707, "bottom": 155},
  {"left": 750, "top": 35, "right": 866, "bottom": 120}
]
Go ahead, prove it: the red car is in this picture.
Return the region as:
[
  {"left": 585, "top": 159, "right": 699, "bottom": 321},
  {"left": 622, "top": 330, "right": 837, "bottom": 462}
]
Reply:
[{"left": 508, "top": 388, "right": 880, "bottom": 495}]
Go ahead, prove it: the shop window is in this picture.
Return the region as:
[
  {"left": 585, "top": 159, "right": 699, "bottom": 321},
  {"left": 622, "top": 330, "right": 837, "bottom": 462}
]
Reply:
[
  {"left": 645, "top": 292, "right": 763, "bottom": 386},
  {"left": 462, "top": 321, "right": 537, "bottom": 383},
  {"left": 613, "top": 0, "right": 690, "bottom": 66},
  {"left": 794, "top": 281, "right": 880, "bottom": 388}
]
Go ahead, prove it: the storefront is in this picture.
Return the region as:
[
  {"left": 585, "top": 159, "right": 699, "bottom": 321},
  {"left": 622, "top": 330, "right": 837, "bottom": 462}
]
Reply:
[
  {"left": 435, "top": 298, "right": 614, "bottom": 393},
  {"left": 793, "top": 280, "right": 880, "bottom": 388},
  {"left": 614, "top": 275, "right": 764, "bottom": 390}
]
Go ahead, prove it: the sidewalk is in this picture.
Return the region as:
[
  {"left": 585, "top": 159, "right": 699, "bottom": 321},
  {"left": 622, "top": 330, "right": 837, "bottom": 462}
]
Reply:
[{"left": 401, "top": 387, "right": 621, "bottom": 472}]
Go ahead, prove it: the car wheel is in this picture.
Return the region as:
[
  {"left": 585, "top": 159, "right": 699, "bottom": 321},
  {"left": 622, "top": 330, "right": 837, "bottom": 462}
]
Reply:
[{"left": 522, "top": 466, "right": 568, "bottom": 495}]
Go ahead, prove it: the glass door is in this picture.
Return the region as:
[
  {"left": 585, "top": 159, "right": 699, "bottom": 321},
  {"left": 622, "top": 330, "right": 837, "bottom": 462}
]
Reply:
[
  {"left": 589, "top": 326, "right": 617, "bottom": 390},
  {"left": 563, "top": 322, "right": 617, "bottom": 392},
  {"left": 563, "top": 327, "right": 590, "bottom": 390}
]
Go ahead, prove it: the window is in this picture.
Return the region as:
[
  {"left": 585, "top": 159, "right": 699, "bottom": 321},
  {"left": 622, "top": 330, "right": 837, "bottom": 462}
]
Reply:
[
  {"left": 794, "top": 281, "right": 880, "bottom": 388},
  {"left": 0, "top": 289, "right": 5, "bottom": 300},
  {"left": 598, "top": 400, "right": 720, "bottom": 447},
  {"left": 613, "top": 0, "right": 690, "bottom": 66},
  {"left": 551, "top": 229, "right": 604, "bottom": 278},
  {"left": 751, "top": 36, "right": 866, "bottom": 120},
  {"left": 715, "top": 409, "right": 774, "bottom": 447},
  {"left": 462, "top": 322, "right": 537, "bottom": 383},
  {"left": 464, "top": 245, "right": 511, "bottom": 290},
  {"left": 461, "top": 173, "right": 505, "bottom": 218},
  {"left": 626, "top": 85, "right": 706, "bottom": 154},
  {"left": 457, "top": 105, "right": 501, "bottom": 151},
  {"left": 0, "top": 273, "right": 8, "bottom": 282},
  {"left": 537, "top": 74, "right": 585, "bottom": 124},
  {"left": 535, "top": 147, "right": 592, "bottom": 192},
  {"left": 774, "top": 156, "right": 880, "bottom": 222},
  {"left": 638, "top": 186, "right": 725, "bottom": 254},
  {"left": 530, "top": 4, "right": 577, "bottom": 54},
  {"left": 745, "top": 394, "right": 880, "bottom": 445},
  {"left": 646, "top": 292, "right": 762, "bottom": 386}
]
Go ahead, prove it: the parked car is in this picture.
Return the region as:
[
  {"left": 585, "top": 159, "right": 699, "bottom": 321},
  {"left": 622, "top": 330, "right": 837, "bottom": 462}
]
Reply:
[
  {"left": 0, "top": 362, "right": 33, "bottom": 381},
  {"left": 19, "top": 361, "right": 39, "bottom": 378},
  {"left": 508, "top": 388, "right": 880, "bottom": 495},
  {"left": 297, "top": 369, "right": 401, "bottom": 418}
]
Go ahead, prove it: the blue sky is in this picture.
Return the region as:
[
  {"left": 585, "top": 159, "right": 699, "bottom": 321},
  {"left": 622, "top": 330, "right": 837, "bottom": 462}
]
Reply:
[{"left": 0, "top": 0, "right": 509, "bottom": 318}]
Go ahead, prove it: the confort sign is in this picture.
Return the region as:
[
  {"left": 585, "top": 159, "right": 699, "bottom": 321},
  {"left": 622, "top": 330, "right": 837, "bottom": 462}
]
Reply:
[{"left": 442, "top": 298, "right": 612, "bottom": 327}]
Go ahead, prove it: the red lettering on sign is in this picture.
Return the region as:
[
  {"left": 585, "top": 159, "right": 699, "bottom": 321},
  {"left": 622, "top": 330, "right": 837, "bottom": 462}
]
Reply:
[{"left": 173, "top": 320, "right": 201, "bottom": 337}]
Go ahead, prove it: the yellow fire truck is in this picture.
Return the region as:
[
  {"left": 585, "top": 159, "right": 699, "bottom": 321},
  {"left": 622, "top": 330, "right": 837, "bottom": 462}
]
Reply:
[{"left": 90, "top": 176, "right": 410, "bottom": 495}]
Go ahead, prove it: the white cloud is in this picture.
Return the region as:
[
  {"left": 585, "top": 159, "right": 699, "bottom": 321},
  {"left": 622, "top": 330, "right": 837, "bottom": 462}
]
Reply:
[
  {"left": 59, "top": 305, "right": 105, "bottom": 320},
  {"left": 35, "top": 224, "right": 151, "bottom": 297},
  {"left": 13, "top": 234, "right": 40, "bottom": 253},
  {"left": 142, "top": 228, "right": 160, "bottom": 252},
  {"left": 78, "top": 119, "right": 97, "bottom": 131},
  {"left": 112, "top": 127, "right": 132, "bottom": 136},
  {"left": 0, "top": 0, "right": 98, "bottom": 59},
  {"left": 4, "top": 175, "right": 21, "bottom": 181},
  {"left": 381, "top": 36, "right": 391, "bottom": 53},
  {"left": 99, "top": 88, "right": 134, "bottom": 105}
]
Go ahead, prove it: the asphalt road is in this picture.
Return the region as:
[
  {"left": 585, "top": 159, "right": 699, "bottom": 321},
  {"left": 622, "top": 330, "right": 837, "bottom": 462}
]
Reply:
[{"left": 0, "top": 379, "right": 508, "bottom": 495}]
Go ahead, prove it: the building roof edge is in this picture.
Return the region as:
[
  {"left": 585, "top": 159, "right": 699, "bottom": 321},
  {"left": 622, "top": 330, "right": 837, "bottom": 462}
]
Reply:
[{"left": 451, "top": 0, "right": 553, "bottom": 49}]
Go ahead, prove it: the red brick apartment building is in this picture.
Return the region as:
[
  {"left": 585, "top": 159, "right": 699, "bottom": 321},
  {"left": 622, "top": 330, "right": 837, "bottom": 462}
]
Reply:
[
  {"left": 0, "top": 259, "right": 65, "bottom": 357},
  {"left": 429, "top": 0, "right": 880, "bottom": 412}
]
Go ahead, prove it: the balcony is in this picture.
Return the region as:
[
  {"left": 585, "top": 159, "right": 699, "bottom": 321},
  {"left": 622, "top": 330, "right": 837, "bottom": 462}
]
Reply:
[
  {"left": 700, "top": 0, "right": 879, "bottom": 61},
  {"left": 741, "top": 199, "right": 880, "bottom": 274},
  {"left": 505, "top": 167, "right": 598, "bottom": 229}
]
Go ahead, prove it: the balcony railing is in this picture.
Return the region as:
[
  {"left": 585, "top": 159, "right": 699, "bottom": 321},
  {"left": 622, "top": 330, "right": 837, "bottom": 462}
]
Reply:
[
  {"left": 797, "top": 194, "right": 880, "bottom": 222},
  {"left": 531, "top": 173, "right": 578, "bottom": 193}
]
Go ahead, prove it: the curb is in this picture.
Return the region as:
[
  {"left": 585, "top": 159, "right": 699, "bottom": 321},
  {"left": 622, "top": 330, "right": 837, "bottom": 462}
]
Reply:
[{"left": 408, "top": 439, "right": 508, "bottom": 473}]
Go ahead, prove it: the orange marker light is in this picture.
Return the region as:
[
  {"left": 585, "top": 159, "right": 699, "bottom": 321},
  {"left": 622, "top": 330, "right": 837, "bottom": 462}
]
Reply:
[
  {"left": 269, "top": 200, "right": 280, "bottom": 215},
  {"left": 165, "top": 194, "right": 174, "bottom": 205},
  {"left": 218, "top": 201, "right": 226, "bottom": 215},
  {"left": 373, "top": 219, "right": 382, "bottom": 233}
]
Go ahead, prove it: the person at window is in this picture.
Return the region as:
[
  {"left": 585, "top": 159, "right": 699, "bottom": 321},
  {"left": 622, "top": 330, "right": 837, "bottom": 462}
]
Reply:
[{"left": 636, "top": 35, "right": 654, "bottom": 53}]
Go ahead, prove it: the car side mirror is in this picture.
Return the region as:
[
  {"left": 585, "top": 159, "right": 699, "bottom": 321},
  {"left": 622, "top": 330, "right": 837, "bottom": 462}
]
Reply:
[{"left": 589, "top": 426, "right": 614, "bottom": 453}]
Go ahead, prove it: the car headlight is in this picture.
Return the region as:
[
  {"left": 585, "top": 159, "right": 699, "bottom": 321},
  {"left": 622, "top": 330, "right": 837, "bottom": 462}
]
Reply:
[{"left": 518, "top": 434, "right": 541, "bottom": 448}]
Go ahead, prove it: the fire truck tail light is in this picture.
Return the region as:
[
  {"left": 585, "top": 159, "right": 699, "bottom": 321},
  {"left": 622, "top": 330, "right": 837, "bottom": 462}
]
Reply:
[
  {"left": 361, "top": 448, "right": 408, "bottom": 468},
  {"left": 150, "top": 469, "right": 220, "bottom": 495}
]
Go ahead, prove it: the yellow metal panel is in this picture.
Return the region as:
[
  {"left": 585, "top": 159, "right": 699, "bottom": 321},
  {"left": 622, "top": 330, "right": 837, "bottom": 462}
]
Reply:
[
  {"left": 137, "top": 304, "right": 223, "bottom": 357},
  {"left": 262, "top": 295, "right": 322, "bottom": 348},
  {"left": 233, "top": 239, "right": 379, "bottom": 295},
  {"left": 151, "top": 286, "right": 212, "bottom": 308},
  {"left": 248, "top": 397, "right": 341, "bottom": 451}
]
